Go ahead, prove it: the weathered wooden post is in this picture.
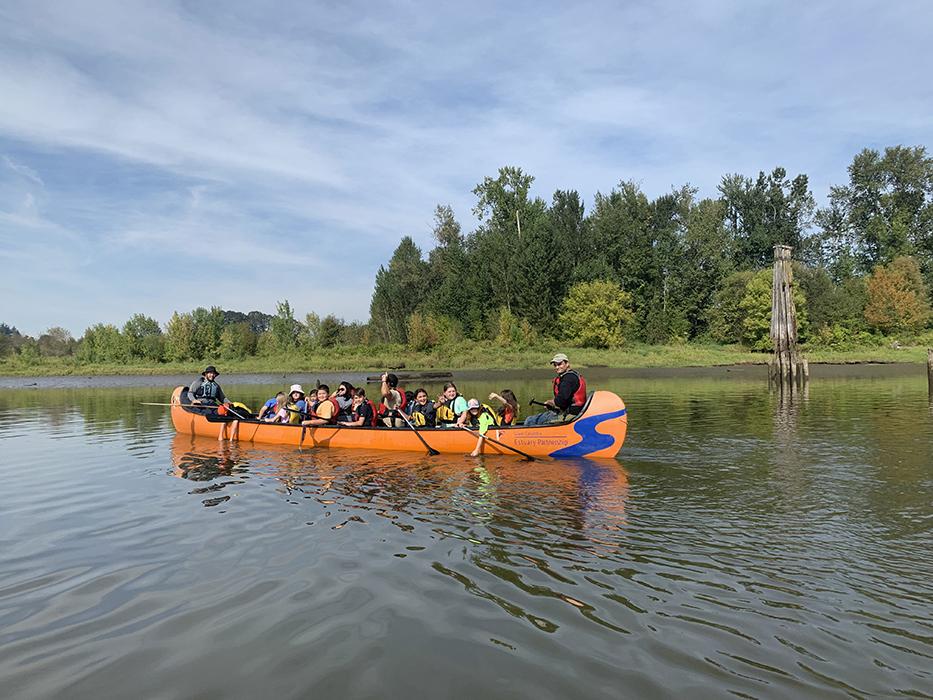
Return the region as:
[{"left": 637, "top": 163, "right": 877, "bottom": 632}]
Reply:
[
  {"left": 770, "top": 245, "right": 808, "bottom": 391},
  {"left": 927, "top": 348, "right": 933, "bottom": 397}
]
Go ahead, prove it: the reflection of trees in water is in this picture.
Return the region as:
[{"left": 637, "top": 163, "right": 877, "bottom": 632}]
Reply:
[{"left": 0, "top": 387, "right": 173, "bottom": 442}]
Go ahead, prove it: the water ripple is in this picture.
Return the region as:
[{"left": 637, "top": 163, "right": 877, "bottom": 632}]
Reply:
[{"left": 0, "top": 377, "right": 931, "bottom": 698}]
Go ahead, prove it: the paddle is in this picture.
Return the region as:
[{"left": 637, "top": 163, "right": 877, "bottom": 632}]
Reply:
[
  {"left": 528, "top": 398, "right": 551, "bottom": 409},
  {"left": 395, "top": 409, "right": 440, "bottom": 456},
  {"left": 459, "top": 425, "right": 536, "bottom": 461},
  {"left": 141, "top": 401, "right": 251, "bottom": 421}
]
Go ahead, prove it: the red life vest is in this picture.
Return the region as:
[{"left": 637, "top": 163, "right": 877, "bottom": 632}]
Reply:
[
  {"left": 553, "top": 369, "right": 587, "bottom": 412},
  {"left": 357, "top": 399, "right": 378, "bottom": 426}
]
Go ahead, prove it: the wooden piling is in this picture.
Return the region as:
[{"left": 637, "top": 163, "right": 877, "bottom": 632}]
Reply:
[
  {"left": 927, "top": 348, "right": 933, "bottom": 396},
  {"left": 770, "top": 245, "right": 808, "bottom": 391}
]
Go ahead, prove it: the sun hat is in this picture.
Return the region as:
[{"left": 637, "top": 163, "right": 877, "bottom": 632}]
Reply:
[
  {"left": 202, "top": 365, "right": 220, "bottom": 376},
  {"left": 467, "top": 398, "right": 481, "bottom": 409},
  {"left": 550, "top": 353, "right": 569, "bottom": 365},
  {"left": 289, "top": 384, "right": 304, "bottom": 395}
]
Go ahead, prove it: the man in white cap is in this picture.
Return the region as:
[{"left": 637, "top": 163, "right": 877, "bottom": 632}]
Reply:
[{"left": 524, "top": 352, "right": 587, "bottom": 425}]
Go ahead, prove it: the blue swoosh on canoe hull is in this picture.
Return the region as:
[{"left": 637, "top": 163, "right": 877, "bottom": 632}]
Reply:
[{"left": 549, "top": 408, "right": 627, "bottom": 458}]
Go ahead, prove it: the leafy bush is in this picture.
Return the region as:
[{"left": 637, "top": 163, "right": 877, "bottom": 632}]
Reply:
[
  {"left": 408, "top": 312, "right": 464, "bottom": 351},
  {"left": 723, "top": 269, "right": 808, "bottom": 351},
  {"left": 806, "top": 324, "right": 883, "bottom": 350},
  {"left": 864, "top": 256, "right": 932, "bottom": 334},
  {"left": 407, "top": 311, "right": 439, "bottom": 351},
  {"left": 490, "top": 307, "right": 537, "bottom": 347},
  {"left": 558, "top": 280, "right": 634, "bottom": 348},
  {"left": 706, "top": 271, "right": 756, "bottom": 344}
]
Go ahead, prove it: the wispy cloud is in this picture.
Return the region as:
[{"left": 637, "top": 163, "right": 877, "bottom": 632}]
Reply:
[{"left": 1, "top": 0, "right": 931, "bottom": 335}]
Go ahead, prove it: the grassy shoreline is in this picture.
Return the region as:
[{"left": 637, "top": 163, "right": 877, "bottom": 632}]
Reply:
[{"left": 0, "top": 341, "right": 928, "bottom": 377}]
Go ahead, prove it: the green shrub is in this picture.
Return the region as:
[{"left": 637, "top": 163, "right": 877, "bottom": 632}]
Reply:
[
  {"left": 490, "top": 307, "right": 537, "bottom": 347},
  {"left": 407, "top": 311, "right": 439, "bottom": 351},
  {"left": 738, "top": 269, "right": 809, "bottom": 351},
  {"left": 558, "top": 280, "right": 634, "bottom": 348},
  {"left": 706, "top": 271, "right": 756, "bottom": 344},
  {"left": 806, "top": 324, "right": 883, "bottom": 350}
]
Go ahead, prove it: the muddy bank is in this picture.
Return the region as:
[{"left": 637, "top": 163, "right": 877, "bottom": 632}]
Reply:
[{"left": 1, "top": 361, "right": 926, "bottom": 390}]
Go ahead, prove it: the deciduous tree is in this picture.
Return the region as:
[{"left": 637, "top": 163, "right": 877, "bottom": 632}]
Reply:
[
  {"left": 864, "top": 256, "right": 932, "bottom": 334},
  {"left": 558, "top": 280, "right": 634, "bottom": 348}
]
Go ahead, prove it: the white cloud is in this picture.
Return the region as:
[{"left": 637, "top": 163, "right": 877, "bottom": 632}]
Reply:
[{"left": 1, "top": 0, "right": 932, "bottom": 335}]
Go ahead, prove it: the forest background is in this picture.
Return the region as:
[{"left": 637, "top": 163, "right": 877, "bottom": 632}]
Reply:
[{"left": 3, "top": 144, "right": 933, "bottom": 375}]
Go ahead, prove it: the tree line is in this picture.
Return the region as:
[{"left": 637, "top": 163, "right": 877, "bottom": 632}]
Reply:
[
  {"left": 3, "top": 144, "right": 932, "bottom": 365},
  {"left": 0, "top": 306, "right": 368, "bottom": 364},
  {"left": 370, "top": 145, "right": 932, "bottom": 349}
]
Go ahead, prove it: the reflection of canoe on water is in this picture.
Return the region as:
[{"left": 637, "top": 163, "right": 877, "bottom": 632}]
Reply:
[{"left": 169, "top": 386, "right": 627, "bottom": 458}]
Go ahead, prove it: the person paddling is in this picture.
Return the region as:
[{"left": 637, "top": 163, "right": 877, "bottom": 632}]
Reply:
[
  {"left": 188, "top": 365, "right": 228, "bottom": 406},
  {"left": 188, "top": 365, "right": 240, "bottom": 441},
  {"left": 524, "top": 353, "right": 587, "bottom": 425}
]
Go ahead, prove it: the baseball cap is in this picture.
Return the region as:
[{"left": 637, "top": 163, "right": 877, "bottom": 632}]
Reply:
[
  {"left": 550, "top": 353, "right": 569, "bottom": 365},
  {"left": 467, "top": 398, "right": 481, "bottom": 409}
]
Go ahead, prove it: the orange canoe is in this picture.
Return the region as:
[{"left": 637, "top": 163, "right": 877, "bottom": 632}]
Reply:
[{"left": 169, "top": 386, "right": 627, "bottom": 458}]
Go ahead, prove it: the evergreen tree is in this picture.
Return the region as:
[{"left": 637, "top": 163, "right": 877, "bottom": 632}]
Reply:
[
  {"left": 422, "top": 205, "right": 471, "bottom": 328},
  {"left": 369, "top": 237, "right": 429, "bottom": 343},
  {"left": 470, "top": 167, "right": 547, "bottom": 323}
]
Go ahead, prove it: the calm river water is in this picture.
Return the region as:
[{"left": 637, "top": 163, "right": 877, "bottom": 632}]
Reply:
[{"left": 1, "top": 368, "right": 931, "bottom": 699}]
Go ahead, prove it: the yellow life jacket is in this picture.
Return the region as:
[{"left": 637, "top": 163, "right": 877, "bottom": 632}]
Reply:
[
  {"left": 482, "top": 403, "right": 502, "bottom": 426},
  {"left": 436, "top": 395, "right": 464, "bottom": 424},
  {"left": 286, "top": 402, "right": 302, "bottom": 424}
]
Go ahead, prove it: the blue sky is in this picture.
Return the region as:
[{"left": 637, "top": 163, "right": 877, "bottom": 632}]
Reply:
[{"left": 1, "top": 1, "right": 931, "bottom": 336}]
